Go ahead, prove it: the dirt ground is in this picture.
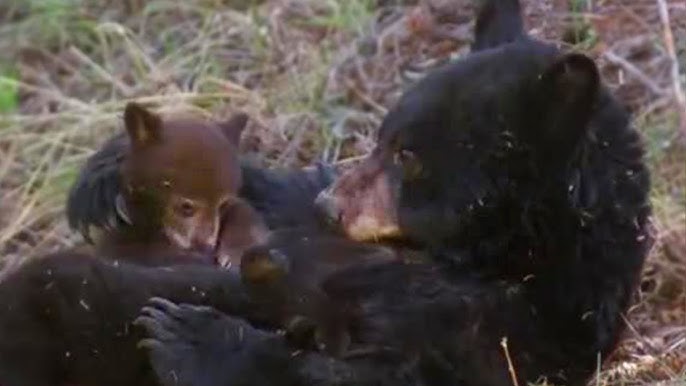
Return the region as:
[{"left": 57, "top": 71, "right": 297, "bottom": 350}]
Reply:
[{"left": 0, "top": 0, "right": 684, "bottom": 384}]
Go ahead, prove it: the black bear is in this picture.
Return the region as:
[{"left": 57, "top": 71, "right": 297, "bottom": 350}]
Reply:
[{"left": 135, "top": 0, "right": 653, "bottom": 385}]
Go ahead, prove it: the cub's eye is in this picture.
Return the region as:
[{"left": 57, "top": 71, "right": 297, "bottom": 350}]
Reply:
[
  {"left": 394, "top": 149, "right": 422, "bottom": 180},
  {"left": 177, "top": 199, "right": 197, "bottom": 218}
]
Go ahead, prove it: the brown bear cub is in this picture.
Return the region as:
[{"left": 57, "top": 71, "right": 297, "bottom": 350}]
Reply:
[{"left": 81, "top": 102, "right": 269, "bottom": 265}]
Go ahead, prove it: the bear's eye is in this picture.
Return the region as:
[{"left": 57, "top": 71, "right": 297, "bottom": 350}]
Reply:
[
  {"left": 177, "top": 199, "right": 197, "bottom": 218},
  {"left": 394, "top": 149, "right": 422, "bottom": 180}
]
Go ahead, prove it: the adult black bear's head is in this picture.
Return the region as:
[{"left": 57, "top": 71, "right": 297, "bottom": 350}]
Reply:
[{"left": 316, "top": 1, "right": 650, "bottom": 268}]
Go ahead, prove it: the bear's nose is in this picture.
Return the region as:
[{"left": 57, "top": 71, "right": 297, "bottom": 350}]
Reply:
[
  {"left": 191, "top": 240, "right": 216, "bottom": 257},
  {"left": 315, "top": 190, "right": 342, "bottom": 225}
]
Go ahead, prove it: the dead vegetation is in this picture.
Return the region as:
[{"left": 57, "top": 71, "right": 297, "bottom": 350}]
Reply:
[{"left": 0, "top": 0, "right": 684, "bottom": 384}]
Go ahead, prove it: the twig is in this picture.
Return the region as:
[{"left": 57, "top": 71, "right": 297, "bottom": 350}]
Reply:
[
  {"left": 0, "top": 141, "right": 17, "bottom": 185},
  {"left": 0, "top": 77, "right": 92, "bottom": 111},
  {"left": 100, "top": 92, "right": 252, "bottom": 110},
  {"left": 656, "top": 0, "right": 686, "bottom": 141},
  {"left": 611, "top": 35, "right": 655, "bottom": 58},
  {"left": 334, "top": 154, "right": 368, "bottom": 165},
  {"left": 621, "top": 314, "right": 659, "bottom": 354},
  {"left": 635, "top": 96, "right": 672, "bottom": 123},
  {"left": 593, "top": 352, "right": 602, "bottom": 386},
  {"left": 500, "top": 337, "right": 520, "bottom": 386},
  {"left": 344, "top": 79, "right": 388, "bottom": 116},
  {"left": 603, "top": 50, "right": 667, "bottom": 97},
  {"left": 68, "top": 46, "right": 133, "bottom": 96},
  {"left": 618, "top": 4, "right": 653, "bottom": 33},
  {"left": 275, "top": 115, "right": 309, "bottom": 166},
  {"left": 665, "top": 336, "right": 686, "bottom": 355}
]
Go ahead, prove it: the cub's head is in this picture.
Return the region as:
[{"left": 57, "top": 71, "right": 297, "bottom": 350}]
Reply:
[{"left": 119, "top": 103, "right": 247, "bottom": 254}]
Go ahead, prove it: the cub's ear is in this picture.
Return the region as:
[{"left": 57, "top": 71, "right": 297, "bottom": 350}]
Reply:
[
  {"left": 218, "top": 112, "right": 249, "bottom": 146},
  {"left": 124, "top": 102, "right": 163, "bottom": 147},
  {"left": 535, "top": 53, "right": 600, "bottom": 157}
]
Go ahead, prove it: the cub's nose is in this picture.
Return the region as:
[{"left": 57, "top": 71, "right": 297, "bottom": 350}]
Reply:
[
  {"left": 314, "top": 190, "right": 342, "bottom": 225},
  {"left": 191, "top": 240, "right": 216, "bottom": 258}
]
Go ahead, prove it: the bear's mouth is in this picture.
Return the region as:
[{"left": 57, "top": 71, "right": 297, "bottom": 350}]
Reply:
[{"left": 315, "top": 154, "right": 403, "bottom": 242}]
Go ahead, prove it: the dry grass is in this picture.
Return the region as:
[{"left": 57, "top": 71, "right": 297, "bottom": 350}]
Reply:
[{"left": 0, "top": 0, "right": 684, "bottom": 384}]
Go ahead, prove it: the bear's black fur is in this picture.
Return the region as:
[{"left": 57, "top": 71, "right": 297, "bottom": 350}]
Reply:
[
  {"left": 135, "top": 0, "right": 652, "bottom": 385},
  {"left": 239, "top": 229, "right": 398, "bottom": 356},
  {"left": 136, "top": 298, "right": 305, "bottom": 386},
  {"left": 0, "top": 229, "right": 398, "bottom": 386},
  {"left": 136, "top": 297, "right": 425, "bottom": 386},
  {"left": 0, "top": 252, "right": 256, "bottom": 386},
  {"left": 239, "top": 161, "right": 337, "bottom": 230}
]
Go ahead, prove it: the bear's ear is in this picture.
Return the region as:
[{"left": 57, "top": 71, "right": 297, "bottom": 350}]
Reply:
[
  {"left": 535, "top": 53, "right": 600, "bottom": 157},
  {"left": 124, "top": 102, "right": 162, "bottom": 147},
  {"left": 473, "top": 0, "right": 524, "bottom": 51},
  {"left": 218, "top": 112, "right": 249, "bottom": 146}
]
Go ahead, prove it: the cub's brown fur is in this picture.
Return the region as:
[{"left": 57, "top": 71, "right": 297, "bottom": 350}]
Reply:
[{"left": 95, "top": 103, "right": 260, "bottom": 265}]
